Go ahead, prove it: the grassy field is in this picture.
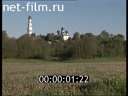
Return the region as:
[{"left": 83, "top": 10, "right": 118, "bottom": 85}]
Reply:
[{"left": 2, "top": 58, "right": 126, "bottom": 96}]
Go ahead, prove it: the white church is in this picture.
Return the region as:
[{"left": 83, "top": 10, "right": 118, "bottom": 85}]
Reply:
[
  {"left": 27, "top": 16, "right": 70, "bottom": 41},
  {"left": 57, "top": 27, "right": 70, "bottom": 41}
]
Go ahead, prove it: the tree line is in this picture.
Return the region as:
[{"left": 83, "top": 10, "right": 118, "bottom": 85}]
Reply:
[{"left": 2, "top": 29, "right": 126, "bottom": 60}]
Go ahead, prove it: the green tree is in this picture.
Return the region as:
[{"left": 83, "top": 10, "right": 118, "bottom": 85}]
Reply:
[
  {"left": 31, "top": 33, "right": 36, "bottom": 37},
  {"left": 2, "top": 30, "right": 18, "bottom": 58},
  {"left": 34, "top": 39, "right": 50, "bottom": 59},
  {"left": 80, "top": 34, "right": 85, "bottom": 39},
  {"left": 81, "top": 37, "right": 99, "bottom": 58},
  {"left": 98, "top": 30, "right": 110, "bottom": 43},
  {"left": 71, "top": 40, "right": 81, "bottom": 59},
  {"left": 102, "top": 34, "right": 125, "bottom": 57},
  {"left": 45, "top": 33, "right": 57, "bottom": 41},
  {"left": 16, "top": 34, "right": 50, "bottom": 59},
  {"left": 112, "top": 34, "right": 125, "bottom": 57},
  {"left": 72, "top": 32, "right": 80, "bottom": 40},
  {"left": 71, "top": 33, "right": 99, "bottom": 59}
]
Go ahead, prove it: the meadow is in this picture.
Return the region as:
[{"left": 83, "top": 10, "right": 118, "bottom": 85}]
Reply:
[{"left": 2, "top": 58, "right": 126, "bottom": 96}]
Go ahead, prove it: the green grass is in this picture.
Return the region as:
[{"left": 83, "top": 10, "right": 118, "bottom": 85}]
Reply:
[
  {"left": 64, "top": 57, "right": 126, "bottom": 63},
  {"left": 2, "top": 58, "right": 126, "bottom": 96},
  {"left": 80, "top": 76, "right": 126, "bottom": 96}
]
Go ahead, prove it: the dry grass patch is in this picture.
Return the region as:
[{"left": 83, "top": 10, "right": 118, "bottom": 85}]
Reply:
[{"left": 2, "top": 59, "right": 126, "bottom": 96}]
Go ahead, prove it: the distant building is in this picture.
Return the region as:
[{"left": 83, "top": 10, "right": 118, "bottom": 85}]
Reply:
[
  {"left": 27, "top": 16, "right": 33, "bottom": 36},
  {"left": 57, "top": 27, "right": 70, "bottom": 41}
]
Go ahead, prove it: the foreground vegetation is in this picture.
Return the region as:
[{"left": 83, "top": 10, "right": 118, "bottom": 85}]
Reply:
[{"left": 2, "top": 58, "right": 126, "bottom": 96}]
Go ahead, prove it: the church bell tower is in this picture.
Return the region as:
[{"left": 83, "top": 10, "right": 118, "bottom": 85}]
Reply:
[{"left": 27, "top": 16, "right": 33, "bottom": 36}]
